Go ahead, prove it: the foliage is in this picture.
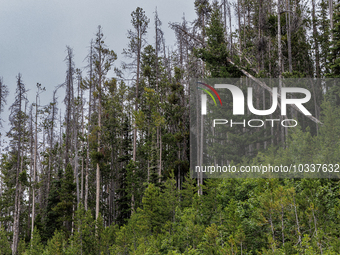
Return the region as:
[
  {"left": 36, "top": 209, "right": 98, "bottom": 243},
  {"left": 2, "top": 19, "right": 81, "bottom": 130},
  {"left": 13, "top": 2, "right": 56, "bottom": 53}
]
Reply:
[{"left": 0, "top": 1, "right": 340, "bottom": 254}]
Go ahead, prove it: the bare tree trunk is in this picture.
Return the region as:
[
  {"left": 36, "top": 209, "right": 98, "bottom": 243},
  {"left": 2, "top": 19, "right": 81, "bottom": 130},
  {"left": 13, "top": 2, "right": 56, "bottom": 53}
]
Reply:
[
  {"left": 59, "top": 109, "right": 63, "bottom": 174},
  {"left": 269, "top": 212, "right": 275, "bottom": 252},
  {"left": 269, "top": 1, "right": 272, "bottom": 78},
  {"left": 74, "top": 73, "right": 80, "bottom": 207},
  {"left": 96, "top": 34, "right": 103, "bottom": 220},
  {"left": 47, "top": 90, "right": 56, "bottom": 204},
  {"left": 223, "top": 0, "right": 227, "bottom": 35},
  {"left": 312, "top": 0, "right": 320, "bottom": 78},
  {"left": 197, "top": 92, "right": 201, "bottom": 195},
  {"left": 154, "top": 9, "right": 164, "bottom": 182},
  {"left": 131, "top": 17, "right": 143, "bottom": 212},
  {"left": 12, "top": 183, "right": 21, "bottom": 255},
  {"left": 96, "top": 103, "right": 101, "bottom": 220},
  {"left": 31, "top": 93, "right": 38, "bottom": 240},
  {"left": 243, "top": 0, "right": 246, "bottom": 52},
  {"left": 132, "top": 31, "right": 141, "bottom": 162},
  {"left": 277, "top": 0, "right": 285, "bottom": 146},
  {"left": 281, "top": 203, "right": 285, "bottom": 246},
  {"left": 310, "top": 78, "right": 319, "bottom": 134},
  {"left": 159, "top": 131, "right": 162, "bottom": 182},
  {"left": 238, "top": 0, "right": 242, "bottom": 54},
  {"left": 330, "top": 0, "right": 333, "bottom": 41},
  {"left": 287, "top": 0, "right": 292, "bottom": 73},
  {"left": 199, "top": 113, "right": 203, "bottom": 196},
  {"left": 293, "top": 195, "right": 301, "bottom": 244},
  {"left": 81, "top": 84, "right": 84, "bottom": 203},
  {"left": 227, "top": 0, "right": 233, "bottom": 55},
  {"left": 258, "top": 0, "right": 263, "bottom": 72},
  {"left": 27, "top": 106, "right": 33, "bottom": 237},
  {"left": 85, "top": 40, "right": 93, "bottom": 211}
]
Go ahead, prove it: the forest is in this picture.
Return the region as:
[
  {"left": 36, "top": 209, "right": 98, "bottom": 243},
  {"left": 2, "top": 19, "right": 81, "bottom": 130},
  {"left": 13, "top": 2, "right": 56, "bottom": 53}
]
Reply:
[{"left": 1, "top": 0, "right": 340, "bottom": 254}]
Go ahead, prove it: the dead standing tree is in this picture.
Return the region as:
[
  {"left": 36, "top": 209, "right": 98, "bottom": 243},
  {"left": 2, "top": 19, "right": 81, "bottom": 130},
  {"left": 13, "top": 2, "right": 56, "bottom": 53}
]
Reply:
[
  {"left": 0, "top": 77, "right": 9, "bottom": 154},
  {"left": 154, "top": 7, "right": 165, "bottom": 182},
  {"left": 63, "top": 46, "right": 75, "bottom": 168},
  {"left": 84, "top": 40, "right": 94, "bottom": 211},
  {"left": 31, "top": 83, "right": 45, "bottom": 241}
]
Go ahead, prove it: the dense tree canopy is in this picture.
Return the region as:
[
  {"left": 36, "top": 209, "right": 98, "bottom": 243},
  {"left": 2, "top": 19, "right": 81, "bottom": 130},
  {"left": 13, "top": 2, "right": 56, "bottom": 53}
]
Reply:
[{"left": 1, "top": 1, "right": 340, "bottom": 254}]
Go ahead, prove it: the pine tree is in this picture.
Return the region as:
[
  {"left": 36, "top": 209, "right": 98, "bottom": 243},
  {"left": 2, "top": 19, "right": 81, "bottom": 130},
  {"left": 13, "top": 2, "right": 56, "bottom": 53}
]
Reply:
[
  {"left": 319, "top": 0, "right": 331, "bottom": 76},
  {"left": 326, "top": 2, "right": 340, "bottom": 106},
  {"left": 42, "top": 168, "right": 62, "bottom": 242},
  {"left": 44, "top": 230, "right": 65, "bottom": 255},
  {"left": 123, "top": 7, "right": 150, "bottom": 164},
  {"left": 8, "top": 73, "right": 28, "bottom": 255},
  {"left": 194, "top": 0, "right": 211, "bottom": 42},
  {"left": 71, "top": 204, "right": 97, "bottom": 254},
  {"left": 92, "top": 25, "right": 117, "bottom": 220},
  {"left": 27, "top": 227, "right": 44, "bottom": 255},
  {"left": 53, "top": 163, "right": 75, "bottom": 238},
  {"left": 123, "top": 7, "right": 149, "bottom": 212},
  {"left": 0, "top": 226, "right": 11, "bottom": 255},
  {"left": 195, "top": 2, "right": 242, "bottom": 78},
  {"left": 116, "top": 118, "right": 132, "bottom": 225},
  {"left": 329, "top": 2, "right": 340, "bottom": 77}
]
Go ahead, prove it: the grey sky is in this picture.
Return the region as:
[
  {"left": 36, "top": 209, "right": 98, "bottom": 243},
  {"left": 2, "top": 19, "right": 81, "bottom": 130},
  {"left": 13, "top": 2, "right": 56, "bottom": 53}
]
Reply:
[
  {"left": 0, "top": 0, "right": 196, "bottom": 138},
  {"left": 0, "top": 1, "right": 196, "bottom": 102}
]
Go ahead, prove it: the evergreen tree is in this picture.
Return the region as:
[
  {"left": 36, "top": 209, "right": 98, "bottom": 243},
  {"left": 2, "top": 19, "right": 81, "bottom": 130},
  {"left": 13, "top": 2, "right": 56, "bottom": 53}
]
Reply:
[
  {"left": 8, "top": 73, "right": 28, "bottom": 255},
  {"left": 0, "top": 226, "right": 11, "bottom": 255},
  {"left": 319, "top": 0, "right": 331, "bottom": 76},
  {"left": 41, "top": 169, "right": 62, "bottom": 242},
  {"left": 116, "top": 118, "right": 132, "bottom": 225},
  {"left": 44, "top": 230, "right": 65, "bottom": 255},
  {"left": 92, "top": 25, "right": 117, "bottom": 220},
  {"left": 53, "top": 163, "right": 75, "bottom": 238},
  {"left": 328, "top": 2, "right": 340, "bottom": 77},
  {"left": 26, "top": 227, "right": 44, "bottom": 255},
  {"left": 195, "top": 3, "right": 242, "bottom": 78},
  {"left": 122, "top": 9, "right": 150, "bottom": 213},
  {"left": 0, "top": 1, "right": 340, "bottom": 253},
  {"left": 123, "top": 6, "right": 150, "bottom": 164}
]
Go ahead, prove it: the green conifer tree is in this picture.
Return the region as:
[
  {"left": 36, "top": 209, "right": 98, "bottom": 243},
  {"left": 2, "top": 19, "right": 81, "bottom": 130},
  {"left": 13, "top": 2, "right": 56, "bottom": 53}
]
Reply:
[
  {"left": 328, "top": 2, "right": 340, "bottom": 77},
  {"left": 42, "top": 168, "right": 63, "bottom": 242},
  {"left": 53, "top": 163, "right": 75, "bottom": 238},
  {"left": 195, "top": 3, "right": 242, "bottom": 78},
  {"left": 0, "top": 227, "right": 11, "bottom": 255}
]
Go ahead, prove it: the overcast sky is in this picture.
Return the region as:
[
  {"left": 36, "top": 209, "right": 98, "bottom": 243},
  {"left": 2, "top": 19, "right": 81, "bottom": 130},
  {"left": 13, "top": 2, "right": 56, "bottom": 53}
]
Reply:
[
  {"left": 0, "top": 0, "right": 197, "bottom": 101},
  {"left": 0, "top": 0, "right": 197, "bottom": 138}
]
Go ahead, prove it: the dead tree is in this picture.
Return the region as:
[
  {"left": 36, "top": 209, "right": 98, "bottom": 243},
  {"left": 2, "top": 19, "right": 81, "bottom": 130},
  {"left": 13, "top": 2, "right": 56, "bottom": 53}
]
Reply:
[{"left": 31, "top": 83, "right": 45, "bottom": 241}]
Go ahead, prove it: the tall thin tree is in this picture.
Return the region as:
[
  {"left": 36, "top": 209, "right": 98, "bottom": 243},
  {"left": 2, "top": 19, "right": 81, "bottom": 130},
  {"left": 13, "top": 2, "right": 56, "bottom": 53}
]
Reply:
[
  {"left": 93, "top": 26, "right": 117, "bottom": 220},
  {"left": 10, "top": 73, "right": 28, "bottom": 255}
]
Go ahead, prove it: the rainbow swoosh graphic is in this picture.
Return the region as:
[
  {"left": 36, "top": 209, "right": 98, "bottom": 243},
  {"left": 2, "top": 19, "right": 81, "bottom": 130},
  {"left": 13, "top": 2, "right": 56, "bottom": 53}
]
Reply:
[{"left": 197, "top": 82, "right": 222, "bottom": 106}]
